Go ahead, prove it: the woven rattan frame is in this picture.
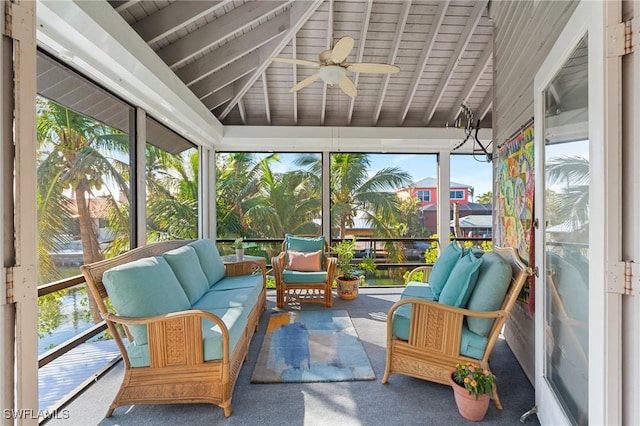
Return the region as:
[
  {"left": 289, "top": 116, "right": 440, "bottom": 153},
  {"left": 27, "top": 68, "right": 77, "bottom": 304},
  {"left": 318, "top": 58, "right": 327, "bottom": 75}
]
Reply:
[
  {"left": 381, "top": 246, "right": 530, "bottom": 410},
  {"left": 272, "top": 235, "right": 337, "bottom": 308},
  {"left": 81, "top": 240, "right": 266, "bottom": 418}
]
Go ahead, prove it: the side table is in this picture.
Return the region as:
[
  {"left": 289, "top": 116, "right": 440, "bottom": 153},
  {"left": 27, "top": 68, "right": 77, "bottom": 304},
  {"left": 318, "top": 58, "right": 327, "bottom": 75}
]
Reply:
[{"left": 221, "top": 254, "right": 267, "bottom": 276}]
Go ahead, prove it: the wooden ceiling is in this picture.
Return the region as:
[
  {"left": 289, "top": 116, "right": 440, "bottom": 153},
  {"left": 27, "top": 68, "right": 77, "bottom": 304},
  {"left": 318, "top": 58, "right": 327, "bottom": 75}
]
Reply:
[{"left": 109, "top": 0, "right": 493, "bottom": 128}]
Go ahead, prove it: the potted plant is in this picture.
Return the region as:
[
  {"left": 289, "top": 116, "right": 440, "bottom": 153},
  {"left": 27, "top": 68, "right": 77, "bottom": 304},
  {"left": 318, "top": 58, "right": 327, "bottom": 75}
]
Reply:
[
  {"left": 448, "top": 362, "right": 496, "bottom": 421},
  {"left": 232, "top": 237, "right": 245, "bottom": 260},
  {"left": 333, "top": 238, "right": 359, "bottom": 299}
]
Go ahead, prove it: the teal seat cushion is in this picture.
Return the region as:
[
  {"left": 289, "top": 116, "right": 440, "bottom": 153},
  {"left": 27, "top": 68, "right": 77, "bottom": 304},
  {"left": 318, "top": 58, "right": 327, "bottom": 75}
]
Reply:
[
  {"left": 428, "top": 242, "right": 464, "bottom": 299},
  {"left": 439, "top": 253, "right": 483, "bottom": 307},
  {"left": 282, "top": 270, "right": 328, "bottom": 284},
  {"left": 466, "top": 252, "right": 513, "bottom": 336},
  {"left": 188, "top": 239, "right": 226, "bottom": 286},
  {"left": 402, "top": 282, "right": 437, "bottom": 301},
  {"left": 210, "top": 274, "right": 264, "bottom": 291},
  {"left": 460, "top": 324, "right": 489, "bottom": 360},
  {"left": 192, "top": 285, "right": 262, "bottom": 312},
  {"left": 163, "top": 245, "right": 209, "bottom": 304},
  {"left": 127, "top": 307, "right": 248, "bottom": 367},
  {"left": 103, "top": 256, "right": 190, "bottom": 345}
]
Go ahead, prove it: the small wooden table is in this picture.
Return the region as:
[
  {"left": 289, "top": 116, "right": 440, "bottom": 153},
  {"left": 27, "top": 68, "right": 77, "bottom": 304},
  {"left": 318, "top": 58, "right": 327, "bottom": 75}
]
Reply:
[{"left": 221, "top": 254, "right": 267, "bottom": 276}]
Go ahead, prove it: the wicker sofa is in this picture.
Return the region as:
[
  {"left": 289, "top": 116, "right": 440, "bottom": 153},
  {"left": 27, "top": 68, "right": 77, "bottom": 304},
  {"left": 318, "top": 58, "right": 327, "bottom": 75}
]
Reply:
[
  {"left": 382, "top": 244, "right": 529, "bottom": 410},
  {"left": 81, "top": 239, "right": 266, "bottom": 418}
]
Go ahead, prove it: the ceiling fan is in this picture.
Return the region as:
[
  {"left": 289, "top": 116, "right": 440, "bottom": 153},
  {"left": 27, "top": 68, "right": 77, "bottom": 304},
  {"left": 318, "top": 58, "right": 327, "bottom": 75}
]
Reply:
[{"left": 271, "top": 36, "right": 400, "bottom": 97}]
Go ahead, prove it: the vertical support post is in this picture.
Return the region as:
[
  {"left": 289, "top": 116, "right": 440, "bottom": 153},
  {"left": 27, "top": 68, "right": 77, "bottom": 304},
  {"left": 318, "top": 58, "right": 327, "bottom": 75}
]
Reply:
[
  {"left": 7, "top": 0, "right": 39, "bottom": 423},
  {"left": 0, "top": 3, "right": 15, "bottom": 421},
  {"left": 322, "top": 151, "right": 331, "bottom": 244},
  {"left": 437, "top": 151, "right": 451, "bottom": 250},
  {"left": 134, "top": 108, "right": 146, "bottom": 247}
]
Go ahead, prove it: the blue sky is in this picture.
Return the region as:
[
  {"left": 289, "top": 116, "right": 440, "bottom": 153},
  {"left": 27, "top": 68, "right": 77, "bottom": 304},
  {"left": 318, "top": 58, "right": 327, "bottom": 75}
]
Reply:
[{"left": 264, "top": 153, "right": 494, "bottom": 200}]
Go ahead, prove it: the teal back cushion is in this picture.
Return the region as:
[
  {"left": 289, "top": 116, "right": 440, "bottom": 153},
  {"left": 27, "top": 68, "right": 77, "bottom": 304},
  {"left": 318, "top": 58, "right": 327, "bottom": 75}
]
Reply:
[
  {"left": 285, "top": 234, "right": 324, "bottom": 252},
  {"left": 438, "top": 253, "right": 483, "bottom": 307},
  {"left": 465, "top": 252, "right": 513, "bottom": 336},
  {"left": 163, "top": 245, "right": 209, "bottom": 304},
  {"left": 429, "top": 242, "right": 463, "bottom": 299},
  {"left": 188, "top": 239, "right": 226, "bottom": 286},
  {"left": 285, "top": 235, "right": 325, "bottom": 267},
  {"left": 103, "top": 256, "right": 190, "bottom": 345}
]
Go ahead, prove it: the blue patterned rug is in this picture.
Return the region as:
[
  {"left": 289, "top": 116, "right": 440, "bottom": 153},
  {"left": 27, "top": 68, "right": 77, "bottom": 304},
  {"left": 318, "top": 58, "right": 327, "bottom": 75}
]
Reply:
[{"left": 251, "top": 310, "right": 376, "bottom": 383}]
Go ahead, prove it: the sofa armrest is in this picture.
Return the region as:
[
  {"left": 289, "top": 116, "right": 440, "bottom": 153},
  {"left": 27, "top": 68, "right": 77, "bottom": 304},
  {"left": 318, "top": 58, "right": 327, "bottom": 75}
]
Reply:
[
  {"left": 386, "top": 298, "right": 506, "bottom": 354},
  {"left": 102, "top": 309, "right": 231, "bottom": 368},
  {"left": 406, "top": 266, "right": 433, "bottom": 283}
]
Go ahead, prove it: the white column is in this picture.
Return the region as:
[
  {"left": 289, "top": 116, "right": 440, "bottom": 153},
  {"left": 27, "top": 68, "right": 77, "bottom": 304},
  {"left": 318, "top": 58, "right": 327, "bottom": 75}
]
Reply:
[{"left": 437, "top": 151, "right": 451, "bottom": 250}]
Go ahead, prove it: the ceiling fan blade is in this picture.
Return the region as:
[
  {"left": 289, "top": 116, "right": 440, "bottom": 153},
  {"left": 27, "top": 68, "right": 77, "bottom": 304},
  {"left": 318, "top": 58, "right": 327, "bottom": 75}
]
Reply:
[
  {"left": 330, "top": 36, "right": 354, "bottom": 64},
  {"left": 338, "top": 75, "right": 357, "bottom": 97},
  {"left": 290, "top": 73, "right": 321, "bottom": 93},
  {"left": 346, "top": 63, "right": 400, "bottom": 74},
  {"left": 272, "top": 57, "right": 319, "bottom": 67}
]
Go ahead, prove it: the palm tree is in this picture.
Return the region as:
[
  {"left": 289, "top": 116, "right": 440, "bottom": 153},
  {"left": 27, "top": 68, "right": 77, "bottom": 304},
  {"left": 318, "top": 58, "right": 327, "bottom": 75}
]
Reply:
[
  {"left": 328, "top": 154, "right": 412, "bottom": 238},
  {"left": 245, "top": 164, "right": 321, "bottom": 237},
  {"left": 546, "top": 155, "right": 589, "bottom": 234},
  {"left": 476, "top": 191, "right": 493, "bottom": 204},
  {"left": 215, "top": 153, "right": 273, "bottom": 238},
  {"left": 37, "top": 98, "right": 130, "bottom": 321},
  {"left": 145, "top": 146, "right": 199, "bottom": 242}
]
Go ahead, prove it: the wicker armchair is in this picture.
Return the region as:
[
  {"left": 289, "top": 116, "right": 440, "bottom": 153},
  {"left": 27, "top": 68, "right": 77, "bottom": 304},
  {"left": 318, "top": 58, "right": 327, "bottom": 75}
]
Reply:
[
  {"left": 272, "top": 234, "right": 337, "bottom": 308},
  {"left": 382, "top": 246, "right": 530, "bottom": 410}
]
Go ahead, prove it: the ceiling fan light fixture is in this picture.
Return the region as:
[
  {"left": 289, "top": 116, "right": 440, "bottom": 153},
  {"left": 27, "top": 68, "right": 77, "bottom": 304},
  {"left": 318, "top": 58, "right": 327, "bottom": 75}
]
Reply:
[{"left": 318, "top": 65, "right": 346, "bottom": 85}]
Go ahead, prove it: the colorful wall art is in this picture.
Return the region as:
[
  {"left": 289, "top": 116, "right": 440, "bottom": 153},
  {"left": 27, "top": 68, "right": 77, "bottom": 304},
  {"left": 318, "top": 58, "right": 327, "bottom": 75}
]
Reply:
[{"left": 497, "top": 123, "right": 535, "bottom": 304}]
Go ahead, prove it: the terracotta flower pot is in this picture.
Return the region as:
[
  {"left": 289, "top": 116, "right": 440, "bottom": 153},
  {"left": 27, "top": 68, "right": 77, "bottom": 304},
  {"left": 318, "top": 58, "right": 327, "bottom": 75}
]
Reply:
[
  {"left": 336, "top": 276, "right": 359, "bottom": 299},
  {"left": 448, "top": 373, "right": 490, "bottom": 421}
]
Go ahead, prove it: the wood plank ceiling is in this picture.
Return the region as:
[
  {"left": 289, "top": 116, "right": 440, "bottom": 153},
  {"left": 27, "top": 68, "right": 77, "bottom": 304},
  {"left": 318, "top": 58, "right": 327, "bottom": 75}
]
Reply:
[{"left": 109, "top": 0, "right": 493, "bottom": 128}]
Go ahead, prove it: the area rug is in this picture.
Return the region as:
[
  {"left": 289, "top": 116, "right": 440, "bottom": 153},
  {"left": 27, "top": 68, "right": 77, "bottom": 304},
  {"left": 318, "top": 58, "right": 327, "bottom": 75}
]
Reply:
[{"left": 251, "top": 310, "right": 375, "bottom": 383}]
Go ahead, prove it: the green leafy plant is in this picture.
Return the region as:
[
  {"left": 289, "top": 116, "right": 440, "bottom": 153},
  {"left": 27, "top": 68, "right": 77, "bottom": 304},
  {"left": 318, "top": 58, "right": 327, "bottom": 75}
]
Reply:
[
  {"left": 358, "top": 257, "right": 377, "bottom": 277},
  {"left": 452, "top": 362, "right": 496, "bottom": 400},
  {"left": 333, "top": 238, "right": 357, "bottom": 280},
  {"left": 232, "top": 237, "right": 245, "bottom": 249}
]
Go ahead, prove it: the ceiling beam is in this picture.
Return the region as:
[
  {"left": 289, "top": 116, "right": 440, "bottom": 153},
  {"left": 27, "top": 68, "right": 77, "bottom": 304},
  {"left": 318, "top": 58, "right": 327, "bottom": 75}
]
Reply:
[
  {"left": 397, "top": 1, "right": 449, "bottom": 126},
  {"left": 108, "top": 1, "right": 137, "bottom": 13},
  {"left": 176, "top": 11, "right": 290, "bottom": 86},
  {"left": 422, "top": 1, "right": 487, "bottom": 125},
  {"left": 321, "top": 0, "right": 334, "bottom": 126},
  {"left": 372, "top": 0, "right": 411, "bottom": 126},
  {"left": 157, "top": 1, "right": 289, "bottom": 68},
  {"left": 238, "top": 98, "right": 247, "bottom": 124},
  {"left": 218, "top": 0, "right": 324, "bottom": 120},
  {"left": 446, "top": 42, "right": 492, "bottom": 125},
  {"left": 191, "top": 54, "right": 259, "bottom": 99},
  {"left": 262, "top": 72, "right": 271, "bottom": 124},
  {"left": 346, "top": 0, "right": 372, "bottom": 126},
  {"left": 477, "top": 89, "right": 493, "bottom": 121},
  {"left": 132, "top": 1, "right": 230, "bottom": 45},
  {"left": 201, "top": 85, "right": 234, "bottom": 111}
]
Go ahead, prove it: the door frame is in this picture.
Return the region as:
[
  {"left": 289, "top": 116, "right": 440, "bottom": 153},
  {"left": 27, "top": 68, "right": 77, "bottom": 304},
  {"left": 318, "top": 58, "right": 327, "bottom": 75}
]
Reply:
[{"left": 533, "top": 0, "right": 622, "bottom": 424}]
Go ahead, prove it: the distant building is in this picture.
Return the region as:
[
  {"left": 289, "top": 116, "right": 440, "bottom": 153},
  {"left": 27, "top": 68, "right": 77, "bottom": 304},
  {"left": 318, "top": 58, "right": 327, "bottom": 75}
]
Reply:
[
  {"left": 396, "top": 177, "right": 491, "bottom": 234},
  {"left": 396, "top": 176, "right": 473, "bottom": 206},
  {"left": 421, "top": 203, "right": 493, "bottom": 234}
]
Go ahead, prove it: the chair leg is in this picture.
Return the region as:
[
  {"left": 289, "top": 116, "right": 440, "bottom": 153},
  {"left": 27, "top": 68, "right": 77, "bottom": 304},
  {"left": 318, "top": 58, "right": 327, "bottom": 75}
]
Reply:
[{"left": 492, "top": 385, "right": 503, "bottom": 410}]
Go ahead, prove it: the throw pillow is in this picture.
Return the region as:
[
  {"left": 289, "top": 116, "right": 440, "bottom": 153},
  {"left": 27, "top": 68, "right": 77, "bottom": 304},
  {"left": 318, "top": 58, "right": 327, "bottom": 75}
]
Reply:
[
  {"left": 465, "top": 252, "right": 512, "bottom": 336},
  {"left": 286, "top": 250, "right": 322, "bottom": 272},
  {"left": 438, "top": 252, "right": 484, "bottom": 307},
  {"left": 428, "top": 242, "right": 464, "bottom": 299}
]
